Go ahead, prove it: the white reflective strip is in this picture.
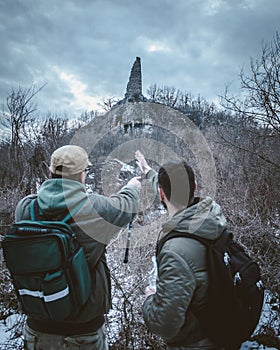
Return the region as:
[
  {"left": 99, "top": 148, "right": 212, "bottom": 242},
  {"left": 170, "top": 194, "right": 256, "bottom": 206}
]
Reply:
[
  {"left": 43, "top": 286, "right": 70, "bottom": 302},
  {"left": 18, "top": 286, "right": 70, "bottom": 302},
  {"left": 18, "top": 289, "right": 44, "bottom": 298}
]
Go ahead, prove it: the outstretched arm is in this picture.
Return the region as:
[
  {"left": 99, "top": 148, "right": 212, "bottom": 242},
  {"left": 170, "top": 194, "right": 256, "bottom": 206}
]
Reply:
[
  {"left": 135, "top": 150, "right": 152, "bottom": 175},
  {"left": 135, "top": 150, "right": 159, "bottom": 200}
]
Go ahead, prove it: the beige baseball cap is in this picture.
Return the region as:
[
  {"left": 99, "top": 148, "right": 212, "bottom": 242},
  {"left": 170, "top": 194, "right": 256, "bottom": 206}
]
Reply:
[{"left": 50, "top": 145, "right": 92, "bottom": 176}]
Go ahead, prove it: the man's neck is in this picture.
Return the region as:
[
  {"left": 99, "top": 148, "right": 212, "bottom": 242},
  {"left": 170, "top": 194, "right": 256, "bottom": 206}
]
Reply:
[{"left": 166, "top": 202, "right": 186, "bottom": 217}]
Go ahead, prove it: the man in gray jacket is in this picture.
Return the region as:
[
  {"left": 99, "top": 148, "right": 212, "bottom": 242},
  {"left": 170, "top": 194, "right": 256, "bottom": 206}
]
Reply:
[
  {"left": 135, "top": 151, "right": 226, "bottom": 350},
  {"left": 16, "top": 145, "right": 141, "bottom": 350}
]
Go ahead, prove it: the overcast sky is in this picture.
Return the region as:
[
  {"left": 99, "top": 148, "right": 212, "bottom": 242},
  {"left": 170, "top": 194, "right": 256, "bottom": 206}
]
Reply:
[{"left": 0, "top": 0, "right": 279, "bottom": 117}]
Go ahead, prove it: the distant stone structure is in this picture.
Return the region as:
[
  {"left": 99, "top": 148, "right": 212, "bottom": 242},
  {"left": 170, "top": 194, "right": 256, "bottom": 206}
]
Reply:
[
  {"left": 117, "top": 57, "right": 147, "bottom": 105},
  {"left": 75, "top": 58, "right": 216, "bottom": 199},
  {"left": 124, "top": 57, "right": 146, "bottom": 102},
  {"left": 111, "top": 57, "right": 149, "bottom": 128}
]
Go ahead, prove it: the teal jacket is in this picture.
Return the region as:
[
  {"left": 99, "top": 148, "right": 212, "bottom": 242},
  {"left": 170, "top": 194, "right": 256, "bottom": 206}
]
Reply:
[
  {"left": 142, "top": 170, "right": 227, "bottom": 348},
  {"left": 15, "top": 178, "right": 140, "bottom": 335}
]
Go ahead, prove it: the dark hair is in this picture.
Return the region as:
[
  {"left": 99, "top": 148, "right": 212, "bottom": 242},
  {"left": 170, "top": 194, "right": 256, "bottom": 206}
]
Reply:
[
  {"left": 158, "top": 161, "right": 195, "bottom": 207},
  {"left": 50, "top": 166, "right": 82, "bottom": 182}
]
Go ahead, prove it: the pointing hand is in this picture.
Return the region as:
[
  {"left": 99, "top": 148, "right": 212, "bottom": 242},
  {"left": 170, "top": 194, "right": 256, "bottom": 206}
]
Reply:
[{"left": 135, "top": 150, "right": 151, "bottom": 175}]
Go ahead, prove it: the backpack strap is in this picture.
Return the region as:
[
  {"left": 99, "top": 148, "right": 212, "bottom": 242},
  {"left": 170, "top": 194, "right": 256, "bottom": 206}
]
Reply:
[
  {"left": 62, "top": 200, "right": 87, "bottom": 223},
  {"left": 156, "top": 231, "right": 208, "bottom": 257},
  {"left": 156, "top": 228, "right": 231, "bottom": 257},
  {"left": 30, "top": 198, "right": 41, "bottom": 221},
  {"left": 30, "top": 198, "right": 86, "bottom": 223}
]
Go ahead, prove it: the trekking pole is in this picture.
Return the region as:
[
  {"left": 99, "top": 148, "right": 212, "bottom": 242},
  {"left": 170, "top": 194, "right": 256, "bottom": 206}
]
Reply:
[{"left": 123, "top": 221, "right": 132, "bottom": 264}]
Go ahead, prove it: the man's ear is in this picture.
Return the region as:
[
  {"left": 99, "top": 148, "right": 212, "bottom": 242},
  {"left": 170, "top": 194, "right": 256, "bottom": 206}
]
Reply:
[
  {"left": 48, "top": 167, "right": 53, "bottom": 178},
  {"left": 80, "top": 172, "right": 86, "bottom": 184},
  {"left": 158, "top": 187, "right": 165, "bottom": 202},
  {"left": 194, "top": 180, "right": 198, "bottom": 192}
]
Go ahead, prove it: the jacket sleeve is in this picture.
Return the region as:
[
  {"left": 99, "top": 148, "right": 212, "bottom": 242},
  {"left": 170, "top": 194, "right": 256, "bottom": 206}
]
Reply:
[
  {"left": 15, "top": 194, "right": 37, "bottom": 222},
  {"left": 142, "top": 248, "right": 197, "bottom": 340},
  {"left": 75, "top": 184, "right": 140, "bottom": 245},
  {"left": 91, "top": 184, "right": 140, "bottom": 227},
  {"left": 146, "top": 169, "right": 159, "bottom": 194},
  {"left": 106, "top": 184, "right": 140, "bottom": 225}
]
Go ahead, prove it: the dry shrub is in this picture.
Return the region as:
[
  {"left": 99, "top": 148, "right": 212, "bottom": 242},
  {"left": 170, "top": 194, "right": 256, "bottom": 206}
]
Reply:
[
  {"left": 0, "top": 187, "right": 24, "bottom": 317},
  {"left": 0, "top": 254, "right": 24, "bottom": 349},
  {"left": 206, "top": 125, "right": 280, "bottom": 346},
  {"left": 105, "top": 217, "right": 166, "bottom": 350},
  {"left": 0, "top": 187, "right": 25, "bottom": 231}
]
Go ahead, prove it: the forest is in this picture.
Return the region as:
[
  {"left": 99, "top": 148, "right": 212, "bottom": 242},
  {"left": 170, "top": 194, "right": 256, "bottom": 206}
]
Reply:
[{"left": 0, "top": 34, "right": 279, "bottom": 349}]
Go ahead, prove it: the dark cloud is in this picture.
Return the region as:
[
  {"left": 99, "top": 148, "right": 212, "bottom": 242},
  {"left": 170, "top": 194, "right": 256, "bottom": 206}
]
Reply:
[{"left": 0, "top": 0, "right": 279, "bottom": 116}]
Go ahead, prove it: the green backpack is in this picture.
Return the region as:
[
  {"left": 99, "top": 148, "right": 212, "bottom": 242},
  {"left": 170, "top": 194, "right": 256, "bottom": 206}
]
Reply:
[{"left": 2, "top": 199, "right": 92, "bottom": 321}]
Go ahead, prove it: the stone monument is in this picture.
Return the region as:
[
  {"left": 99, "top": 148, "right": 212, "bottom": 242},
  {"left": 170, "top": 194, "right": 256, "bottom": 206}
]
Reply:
[{"left": 118, "top": 57, "right": 147, "bottom": 104}]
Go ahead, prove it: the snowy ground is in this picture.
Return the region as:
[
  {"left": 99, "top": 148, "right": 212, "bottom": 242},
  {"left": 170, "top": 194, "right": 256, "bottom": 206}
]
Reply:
[
  {"left": 0, "top": 314, "right": 24, "bottom": 349},
  {"left": 0, "top": 314, "right": 278, "bottom": 350}
]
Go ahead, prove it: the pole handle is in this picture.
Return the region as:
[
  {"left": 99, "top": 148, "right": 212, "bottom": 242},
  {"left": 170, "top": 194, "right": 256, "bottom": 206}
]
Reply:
[
  {"left": 123, "top": 247, "right": 129, "bottom": 263},
  {"left": 123, "top": 221, "right": 132, "bottom": 264}
]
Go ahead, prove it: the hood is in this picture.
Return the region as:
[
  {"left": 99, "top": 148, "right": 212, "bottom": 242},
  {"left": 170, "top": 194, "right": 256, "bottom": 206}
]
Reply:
[
  {"left": 162, "top": 197, "right": 227, "bottom": 241},
  {"left": 37, "top": 179, "right": 87, "bottom": 216}
]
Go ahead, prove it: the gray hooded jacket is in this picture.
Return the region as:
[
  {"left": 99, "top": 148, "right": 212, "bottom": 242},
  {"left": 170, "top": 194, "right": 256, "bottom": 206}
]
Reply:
[
  {"left": 15, "top": 178, "right": 139, "bottom": 335},
  {"left": 142, "top": 170, "right": 227, "bottom": 348}
]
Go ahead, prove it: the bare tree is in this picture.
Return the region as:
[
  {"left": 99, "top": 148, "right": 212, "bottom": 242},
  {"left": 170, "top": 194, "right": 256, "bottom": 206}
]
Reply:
[
  {"left": 146, "top": 84, "right": 217, "bottom": 127},
  {"left": 4, "top": 84, "right": 46, "bottom": 191},
  {"left": 147, "top": 84, "right": 181, "bottom": 108},
  {"left": 7, "top": 84, "right": 45, "bottom": 162},
  {"left": 220, "top": 32, "right": 280, "bottom": 169},
  {"left": 146, "top": 83, "right": 161, "bottom": 103},
  {"left": 222, "top": 32, "right": 280, "bottom": 133},
  {"left": 98, "top": 96, "right": 119, "bottom": 111}
]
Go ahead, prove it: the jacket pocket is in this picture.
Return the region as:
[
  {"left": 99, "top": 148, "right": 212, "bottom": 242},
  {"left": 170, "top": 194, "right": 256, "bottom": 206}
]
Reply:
[
  {"left": 64, "top": 331, "right": 99, "bottom": 346},
  {"left": 42, "top": 269, "right": 71, "bottom": 320},
  {"left": 23, "top": 325, "right": 37, "bottom": 350}
]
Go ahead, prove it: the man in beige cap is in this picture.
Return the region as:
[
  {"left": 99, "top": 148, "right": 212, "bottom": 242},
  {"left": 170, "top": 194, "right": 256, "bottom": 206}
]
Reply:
[
  {"left": 50, "top": 145, "right": 93, "bottom": 178},
  {"left": 15, "top": 145, "right": 141, "bottom": 350}
]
